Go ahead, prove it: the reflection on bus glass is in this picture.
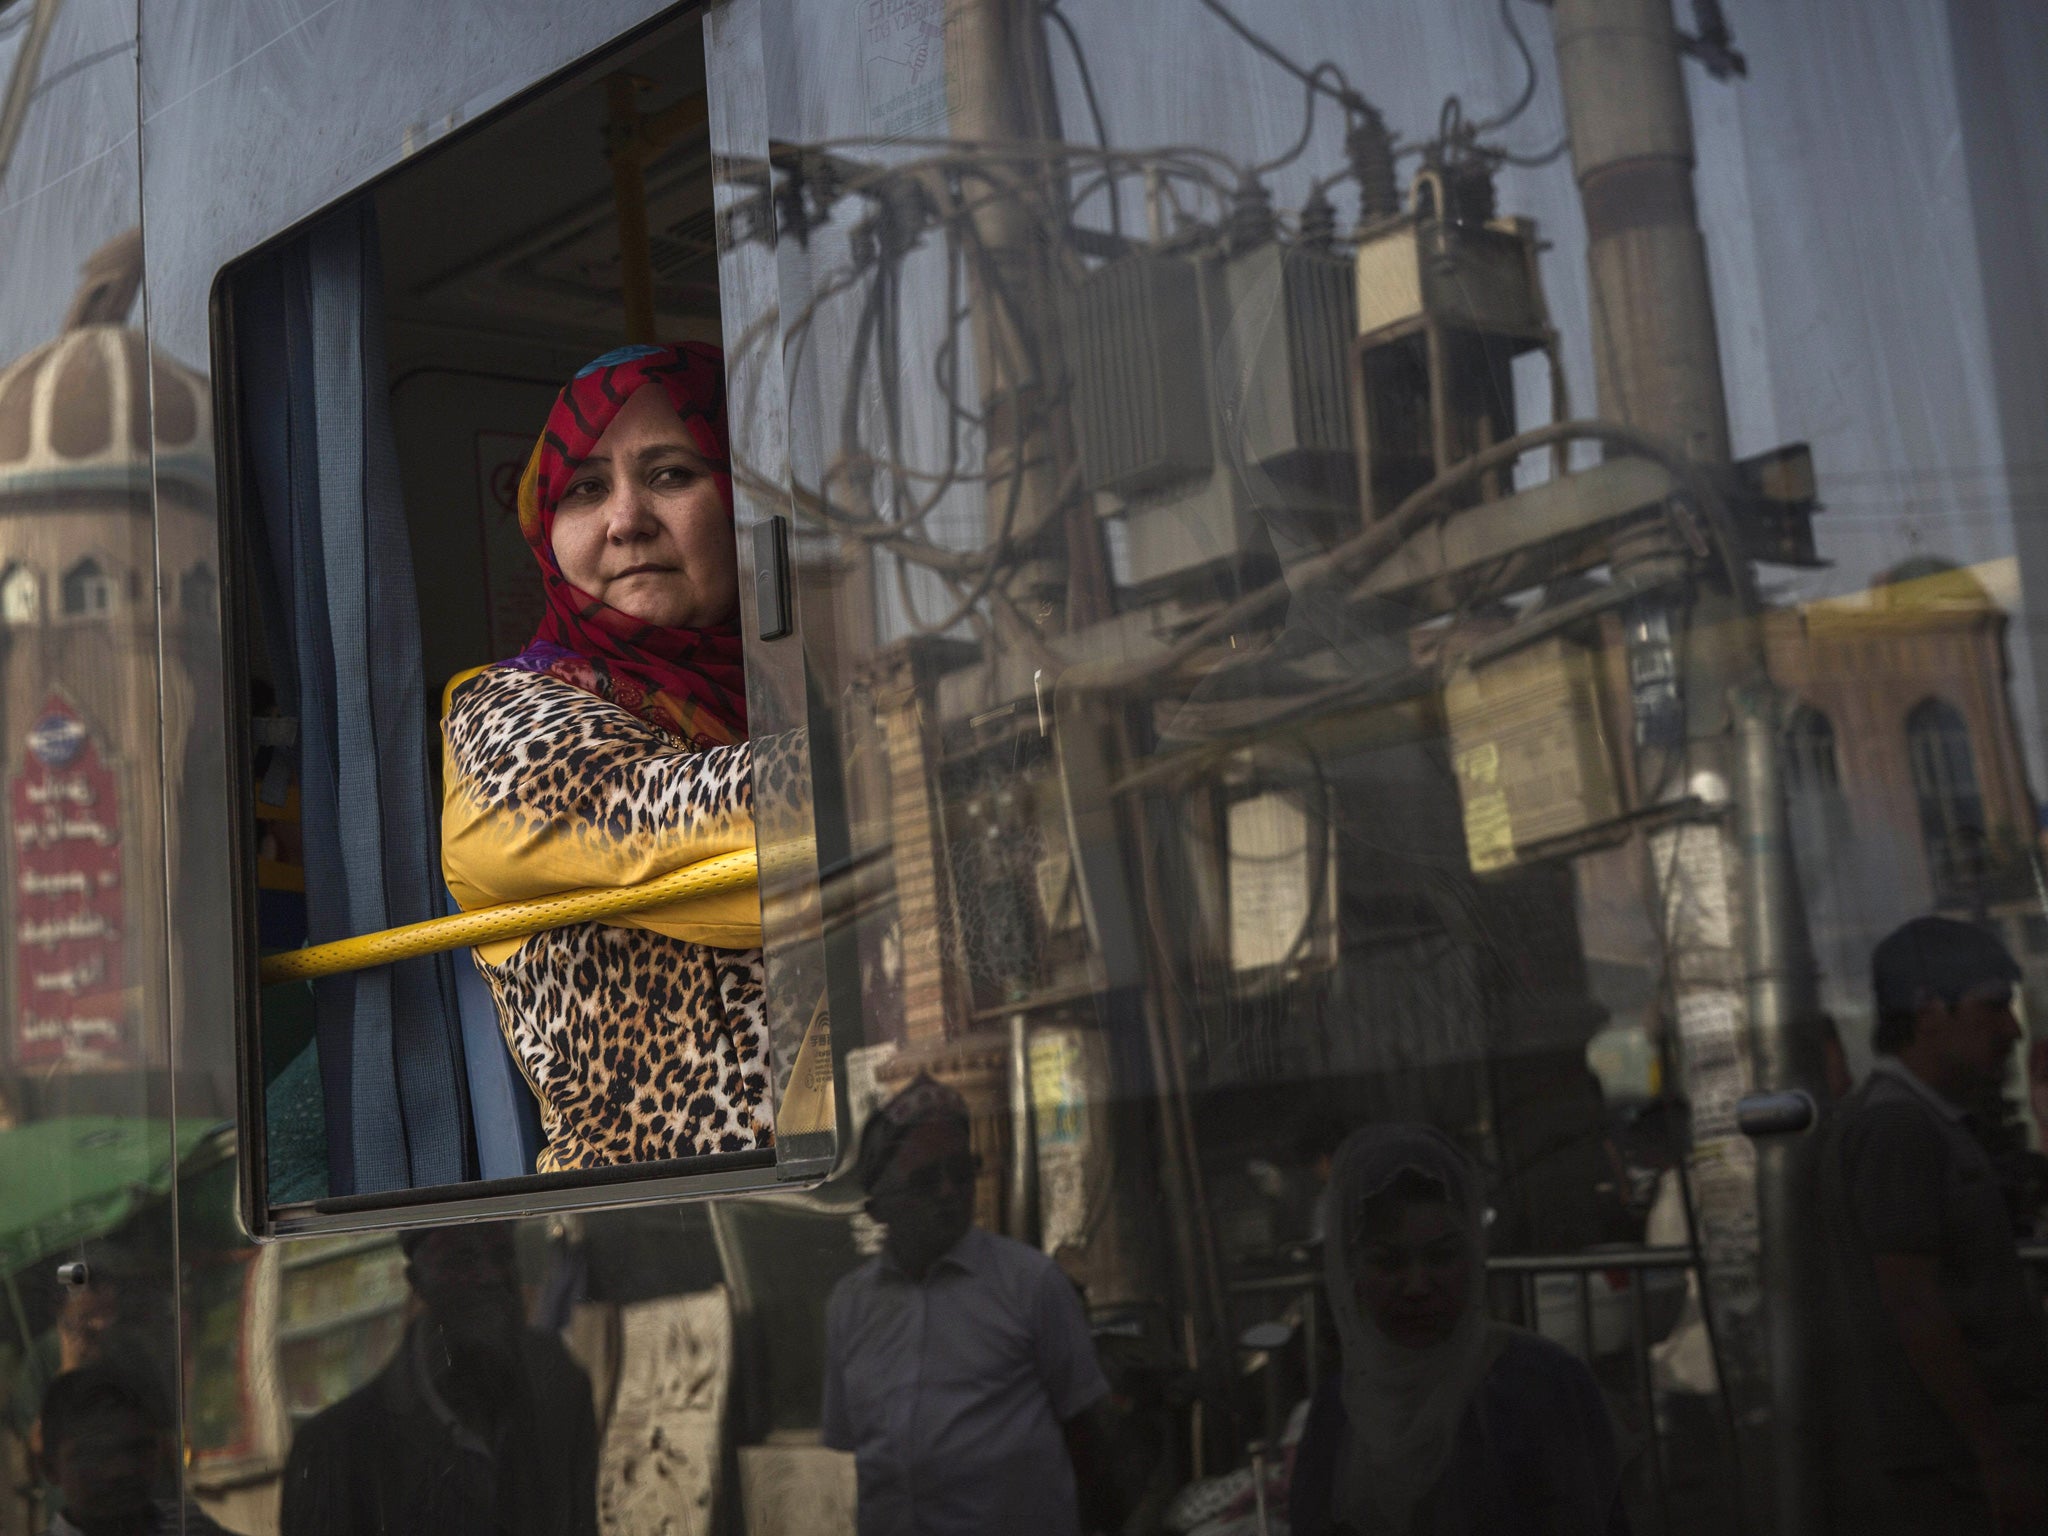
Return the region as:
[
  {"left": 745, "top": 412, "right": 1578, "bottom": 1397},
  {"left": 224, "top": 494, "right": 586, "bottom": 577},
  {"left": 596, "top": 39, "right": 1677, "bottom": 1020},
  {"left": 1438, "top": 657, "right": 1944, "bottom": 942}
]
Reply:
[
  {"left": 1819, "top": 919, "right": 2048, "bottom": 1533},
  {"left": 280, "top": 1225, "right": 597, "bottom": 1536},
  {"left": 0, "top": 231, "right": 216, "bottom": 1089},
  {"left": 38, "top": 1361, "right": 232, "bottom": 1536},
  {"left": 1294, "top": 1126, "right": 1626, "bottom": 1535},
  {"left": 5, "top": 0, "right": 2048, "bottom": 1533},
  {"left": 441, "top": 345, "right": 770, "bottom": 1173},
  {"left": 823, "top": 1076, "right": 1118, "bottom": 1536}
]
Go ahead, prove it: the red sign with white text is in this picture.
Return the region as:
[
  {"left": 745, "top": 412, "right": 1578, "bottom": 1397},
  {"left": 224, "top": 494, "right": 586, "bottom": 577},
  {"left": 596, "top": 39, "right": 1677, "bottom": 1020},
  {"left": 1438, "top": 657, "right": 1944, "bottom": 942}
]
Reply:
[{"left": 11, "top": 696, "right": 128, "bottom": 1069}]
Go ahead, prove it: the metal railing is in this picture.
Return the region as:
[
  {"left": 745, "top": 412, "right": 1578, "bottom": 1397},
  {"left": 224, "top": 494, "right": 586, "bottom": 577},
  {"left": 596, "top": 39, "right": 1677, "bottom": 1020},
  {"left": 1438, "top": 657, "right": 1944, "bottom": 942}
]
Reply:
[
  {"left": 1223, "top": 1242, "right": 2048, "bottom": 1536},
  {"left": 1487, "top": 1247, "right": 1702, "bottom": 1536}
]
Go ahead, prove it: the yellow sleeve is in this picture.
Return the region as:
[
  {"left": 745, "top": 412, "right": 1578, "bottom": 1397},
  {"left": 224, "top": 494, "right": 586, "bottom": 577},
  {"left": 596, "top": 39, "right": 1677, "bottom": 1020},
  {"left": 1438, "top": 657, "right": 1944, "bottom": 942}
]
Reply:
[{"left": 440, "top": 667, "right": 762, "bottom": 959}]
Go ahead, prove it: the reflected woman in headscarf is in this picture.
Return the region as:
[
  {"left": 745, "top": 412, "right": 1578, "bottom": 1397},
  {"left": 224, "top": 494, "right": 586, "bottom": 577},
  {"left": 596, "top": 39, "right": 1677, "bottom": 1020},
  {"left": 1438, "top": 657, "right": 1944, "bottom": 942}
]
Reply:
[
  {"left": 1290, "top": 1126, "right": 1629, "bottom": 1536},
  {"left": 440, "top": 343, "right": 771, "bottom": 1172}
]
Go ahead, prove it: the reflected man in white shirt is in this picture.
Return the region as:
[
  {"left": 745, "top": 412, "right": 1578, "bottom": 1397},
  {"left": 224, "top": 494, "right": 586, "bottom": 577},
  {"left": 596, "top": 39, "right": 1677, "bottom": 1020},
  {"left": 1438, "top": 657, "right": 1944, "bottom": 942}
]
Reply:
[{"left": 822, "top": 1075, "right": 1112, "bottom": 1536}]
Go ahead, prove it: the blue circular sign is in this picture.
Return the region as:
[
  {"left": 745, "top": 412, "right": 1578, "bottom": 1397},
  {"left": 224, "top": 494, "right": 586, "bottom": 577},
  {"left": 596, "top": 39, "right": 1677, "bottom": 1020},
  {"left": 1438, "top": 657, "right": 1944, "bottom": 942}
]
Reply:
[{"left": 28, "top": 711, "right": 86, "bottom": 767}]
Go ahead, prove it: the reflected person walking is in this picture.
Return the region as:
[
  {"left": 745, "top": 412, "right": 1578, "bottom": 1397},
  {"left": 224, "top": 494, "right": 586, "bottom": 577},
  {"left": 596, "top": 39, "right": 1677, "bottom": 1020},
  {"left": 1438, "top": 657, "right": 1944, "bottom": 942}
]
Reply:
[
  {"left": 1820, "top": 916, "right": 2048, "bottom": 1535},
  {"left": 1290, "top": 1124, "right": 1628, "bottom": 1536}
]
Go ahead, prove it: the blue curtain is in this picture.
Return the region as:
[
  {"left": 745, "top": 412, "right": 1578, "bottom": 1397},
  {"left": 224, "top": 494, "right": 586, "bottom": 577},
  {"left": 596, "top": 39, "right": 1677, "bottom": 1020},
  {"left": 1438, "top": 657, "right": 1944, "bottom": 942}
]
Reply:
[
  {"left": 237, "top": 203, "right": 474, "bottom": 1196},
  {"left": 447, "top": 888, "right": 543, "bottom": 1180}
]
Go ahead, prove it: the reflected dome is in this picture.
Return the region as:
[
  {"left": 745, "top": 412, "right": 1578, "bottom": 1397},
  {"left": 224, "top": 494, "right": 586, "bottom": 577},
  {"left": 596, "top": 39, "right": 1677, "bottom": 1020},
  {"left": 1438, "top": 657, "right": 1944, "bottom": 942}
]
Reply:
[
  {"left": 1872, "top": 556, "right": 1995, "bottom": 611},
  {"left": 0, "top": 325, "right": 211, "bottom": 502}
]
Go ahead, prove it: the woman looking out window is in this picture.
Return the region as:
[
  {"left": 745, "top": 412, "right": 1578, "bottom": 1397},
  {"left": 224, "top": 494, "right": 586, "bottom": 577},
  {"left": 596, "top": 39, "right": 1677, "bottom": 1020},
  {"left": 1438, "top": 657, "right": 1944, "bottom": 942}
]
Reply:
[{"left": 439, "top": 343, "right": 771, "bottom": 1172}]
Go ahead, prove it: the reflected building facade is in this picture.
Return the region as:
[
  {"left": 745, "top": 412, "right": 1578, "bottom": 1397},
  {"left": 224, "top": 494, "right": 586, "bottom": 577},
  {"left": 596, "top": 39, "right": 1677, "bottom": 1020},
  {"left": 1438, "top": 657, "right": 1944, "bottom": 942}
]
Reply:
[
  {"left": 0, "top": 233, "right": 221, "bottom": 1116},
  {"left": 1770, "top": 560, "right": 2045, "bottom": 1017},
  {"left": 1581, "top": 557, "right": 2047, "bottom": 1082}
]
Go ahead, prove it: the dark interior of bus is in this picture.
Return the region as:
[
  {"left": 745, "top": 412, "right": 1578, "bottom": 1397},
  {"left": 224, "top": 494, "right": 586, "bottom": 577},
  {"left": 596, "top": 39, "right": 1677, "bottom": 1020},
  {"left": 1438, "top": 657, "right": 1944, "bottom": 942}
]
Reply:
[{"left": 377, "top": 21, "right": 717, "bottom": 698}]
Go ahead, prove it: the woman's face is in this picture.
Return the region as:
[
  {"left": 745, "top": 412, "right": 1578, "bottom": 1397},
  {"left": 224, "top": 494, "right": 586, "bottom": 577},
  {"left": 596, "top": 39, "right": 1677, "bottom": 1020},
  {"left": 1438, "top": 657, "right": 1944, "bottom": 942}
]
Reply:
[
  {"left": 549, "top": 383, "right": 737, "bottom": 630},
  {"left": 1352, "top": 1198, "right": 1472, "bottom": 1348}
]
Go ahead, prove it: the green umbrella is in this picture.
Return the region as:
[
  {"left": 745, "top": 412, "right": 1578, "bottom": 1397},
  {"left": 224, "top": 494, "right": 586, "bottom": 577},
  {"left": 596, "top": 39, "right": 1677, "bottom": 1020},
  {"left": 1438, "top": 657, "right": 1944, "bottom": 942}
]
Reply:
[{"left": 0, "top": 1116, "right": 227, "bottom": 1279}]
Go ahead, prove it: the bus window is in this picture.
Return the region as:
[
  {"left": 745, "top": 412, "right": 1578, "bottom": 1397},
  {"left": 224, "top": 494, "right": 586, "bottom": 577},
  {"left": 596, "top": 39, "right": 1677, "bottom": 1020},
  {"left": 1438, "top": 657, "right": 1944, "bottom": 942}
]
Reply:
[{"left": 212, "top": 13, "right": 833, "bottom": 1235}]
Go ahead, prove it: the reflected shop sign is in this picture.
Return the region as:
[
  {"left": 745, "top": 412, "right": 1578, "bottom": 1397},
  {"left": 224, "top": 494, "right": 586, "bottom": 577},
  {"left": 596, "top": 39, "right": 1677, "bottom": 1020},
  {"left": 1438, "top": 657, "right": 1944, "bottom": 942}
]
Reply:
[{"left": 11, "top": 696, "right": 128, "bottom": 1069}]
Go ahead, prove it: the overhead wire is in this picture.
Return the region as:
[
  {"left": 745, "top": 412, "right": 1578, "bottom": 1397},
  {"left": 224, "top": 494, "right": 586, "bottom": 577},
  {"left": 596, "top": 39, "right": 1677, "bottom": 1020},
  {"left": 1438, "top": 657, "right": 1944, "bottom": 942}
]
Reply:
[
  {"left": 727, "top": 155, "right": 1096, "bottom": 562},
  {"left": 27, "top": 40, "right": 129, "bottom": 100},
  {"left": 1389, "top": 0, "right": 1566, "bottom": 172},
  {"left": 1473, "top": 0, "right": 1540, "bottom": 134},
  {"left": 725, "top": 0, "right": 1603, "bottom": 646},
  {"left": 1491, "top": 135, "right": 1572, "bottom": 168},
  {"left": 766, "top": 147, "right": 1092, "bottom": 635},
  {"left": 881, "top": 226, "right": 1026, "bottom": 636},
  {"left": 1191, "top": 0, "right": 1369, "bottom": 115},
  {"left": 1041, "top": 1, "right": 1122, "bottom": 237},
  {"left": 1252, "top": 59, "right": 1350, "bottom": 178}
]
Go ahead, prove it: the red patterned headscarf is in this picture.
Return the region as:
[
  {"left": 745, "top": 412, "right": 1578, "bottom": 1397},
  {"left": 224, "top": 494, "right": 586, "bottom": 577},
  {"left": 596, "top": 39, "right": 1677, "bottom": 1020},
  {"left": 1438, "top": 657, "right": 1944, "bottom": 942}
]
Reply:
[{"left": 502, "top": 343, "right": 747, "bottom": 748}]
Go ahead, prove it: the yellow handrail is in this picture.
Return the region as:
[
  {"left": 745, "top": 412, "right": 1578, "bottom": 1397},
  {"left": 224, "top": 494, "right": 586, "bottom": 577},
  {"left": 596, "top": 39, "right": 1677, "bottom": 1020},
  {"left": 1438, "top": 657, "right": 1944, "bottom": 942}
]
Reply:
[{"left": 258, "top": 848, "right": 759, "bottom": 985}]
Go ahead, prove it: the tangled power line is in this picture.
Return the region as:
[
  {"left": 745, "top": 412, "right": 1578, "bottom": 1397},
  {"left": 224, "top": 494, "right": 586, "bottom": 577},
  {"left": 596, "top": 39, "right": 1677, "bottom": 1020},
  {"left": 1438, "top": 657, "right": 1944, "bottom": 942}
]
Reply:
[{"left": 719, "top": 1, "right": 1584, "bottom": 669}]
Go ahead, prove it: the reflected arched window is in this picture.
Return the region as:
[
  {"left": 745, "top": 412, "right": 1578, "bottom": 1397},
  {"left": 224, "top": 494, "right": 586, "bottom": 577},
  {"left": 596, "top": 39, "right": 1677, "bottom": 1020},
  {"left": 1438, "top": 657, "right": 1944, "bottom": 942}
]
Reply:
[
  {"left": 1783, "top": 705, "right": 1840, "bottom": 795},
  {"left": 60, "top": 557, "right": 115, "bottom": 617},
  {"left": 1783, "top": 703, "right": 1851, "bottom": 901},
  {"left": 180, "top": 561, "right": 216, "bottom": 618},
  {"left": 0, "top": 563, "right": 38, "bottom": 624},
  {"left": 1907, "top": 697, "right": 1985, "bottom": 905}
]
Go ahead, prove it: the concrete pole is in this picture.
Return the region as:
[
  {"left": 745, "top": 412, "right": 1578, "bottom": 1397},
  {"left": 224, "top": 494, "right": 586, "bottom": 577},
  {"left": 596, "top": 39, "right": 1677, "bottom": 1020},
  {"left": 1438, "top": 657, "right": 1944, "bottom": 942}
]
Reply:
[
  {"left": 1553, "top": 0, "right": 1731, "bottom": 464},
  {"left": 0, "top": 0, "right": 62, "bottom": 198},
  {"left": 944, "top": 0, "right": 1227, "bottom": 1417},
  {"left": 1553, "top": 3, "right": 1822, "bottom": 1531},
  {"left": 1737, "top": 684, "right": 1829, "bottom": 1534},
  {"left": 943, "top": 0, "right": 1077, "bottom": 620}
]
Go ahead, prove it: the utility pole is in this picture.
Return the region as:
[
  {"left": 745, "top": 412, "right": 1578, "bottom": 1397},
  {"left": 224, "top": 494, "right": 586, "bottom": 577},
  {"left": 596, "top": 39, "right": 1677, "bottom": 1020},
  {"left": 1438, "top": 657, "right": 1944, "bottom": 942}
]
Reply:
[
  {"left": 856, "top": 2, "right": 1070, "bottom": 1219},
  {"left": 0, "top": 0, "right": 62, "bottom": 197},
  {"left": 859, "top": 0, "right": 1072, "bottom": 1059},
  {"left": 1552, "top": 1, "right": 1825, "bottom": 1531},
  {"left": 943, "top": 0, "right": 1086, "bottom": 626},
  {"left": 943, "top": 0, "right": 1229, "bottom": 1431},
  {"left": 1555, "top": 0, "right": 1730, "bottom": 465}
]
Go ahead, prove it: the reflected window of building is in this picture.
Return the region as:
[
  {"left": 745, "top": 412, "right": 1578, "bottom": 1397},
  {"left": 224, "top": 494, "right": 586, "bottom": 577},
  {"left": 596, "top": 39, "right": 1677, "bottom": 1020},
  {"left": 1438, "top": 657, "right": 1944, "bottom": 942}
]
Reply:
[
  {"left": 1783, "top": 702, "right": 1853, "bottom": 902},
  {"left": 60, "top": 556, "right": 116, "bottom": 617},
  {"left": 180, "top": 560, "right": 216, "bottom": 618},
  {"left": 1783, "top": 704, "right": 1840, "bottom": 795},
  {"left": 1907, "top": 697, "right": 1985, "bottom": 904},
  {"left": 0, "top": 561, "right": 38, "bottom": 623}
]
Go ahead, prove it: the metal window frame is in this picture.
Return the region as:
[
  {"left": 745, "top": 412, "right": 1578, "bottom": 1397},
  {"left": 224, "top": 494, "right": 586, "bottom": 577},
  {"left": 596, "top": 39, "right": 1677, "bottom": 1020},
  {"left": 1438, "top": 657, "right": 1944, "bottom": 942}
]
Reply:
[{"left": 206, "top": 0, "right": 853, "bottom": 1241}]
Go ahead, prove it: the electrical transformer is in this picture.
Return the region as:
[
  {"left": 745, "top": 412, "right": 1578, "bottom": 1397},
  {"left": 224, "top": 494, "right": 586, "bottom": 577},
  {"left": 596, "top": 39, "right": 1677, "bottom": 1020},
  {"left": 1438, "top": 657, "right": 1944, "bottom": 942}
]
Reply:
[
  {"left": 1446, "top": 635, "right": 1624, "bottom": 872},
  {"left": 1353, "top": 167, "right": 1555, "bottom": 522},
  {"left": 1063, "top": 240, "right": 1358, "bottom": 592}
]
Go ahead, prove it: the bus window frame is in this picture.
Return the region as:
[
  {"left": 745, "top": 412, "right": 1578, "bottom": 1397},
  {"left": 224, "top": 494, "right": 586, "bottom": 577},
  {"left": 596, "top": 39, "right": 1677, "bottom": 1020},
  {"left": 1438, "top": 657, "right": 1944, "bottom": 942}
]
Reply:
[{"left": 204, "top": 1, "right": 854, "bottom": 1241}]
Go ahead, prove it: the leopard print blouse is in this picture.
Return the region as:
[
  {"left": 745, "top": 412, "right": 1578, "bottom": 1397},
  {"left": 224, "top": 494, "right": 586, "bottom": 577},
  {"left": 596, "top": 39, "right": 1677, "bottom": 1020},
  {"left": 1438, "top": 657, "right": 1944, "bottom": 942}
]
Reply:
[{"left": 442, "top": 667, "right": 773, "bottom": 1172}]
